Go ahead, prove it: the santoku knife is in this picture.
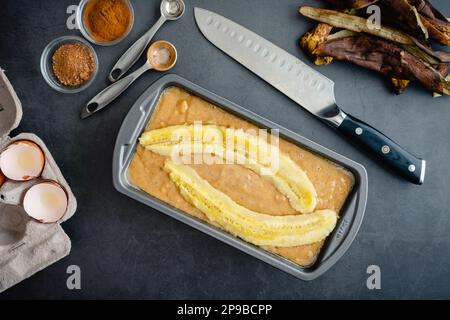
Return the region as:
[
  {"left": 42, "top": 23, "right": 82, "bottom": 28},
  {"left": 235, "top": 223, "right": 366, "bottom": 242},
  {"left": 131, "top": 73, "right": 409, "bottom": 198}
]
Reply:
[{"left": 194, "top": 7, "right": 426, "bottom": 185}]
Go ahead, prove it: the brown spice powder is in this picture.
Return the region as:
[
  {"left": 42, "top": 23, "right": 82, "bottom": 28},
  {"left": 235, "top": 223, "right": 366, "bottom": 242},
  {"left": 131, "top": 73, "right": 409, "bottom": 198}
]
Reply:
[
  {"left": 83, "top": 0, "right": 131, "bottom": 42},
  {"left": 52, "top": 43, "right": 95, "bottom": 87}
]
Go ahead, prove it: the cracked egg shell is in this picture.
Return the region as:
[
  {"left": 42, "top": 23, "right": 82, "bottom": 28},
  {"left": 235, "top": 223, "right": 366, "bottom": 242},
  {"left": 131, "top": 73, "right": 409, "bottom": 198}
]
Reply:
[
  {"left": 0, "top": 140, "right": 45, "bottom": 181},
  {"left": 0, "top": 171, "right": 5, "bottom": 187},
  {"left": 23, "top": 181, "right": 68, "bottom": 223}
]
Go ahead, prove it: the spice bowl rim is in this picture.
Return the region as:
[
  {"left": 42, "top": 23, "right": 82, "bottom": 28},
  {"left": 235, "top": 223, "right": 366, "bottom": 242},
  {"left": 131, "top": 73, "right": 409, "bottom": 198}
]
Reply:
[
  {"left": 76, "top": 0, "right": 135, "bottom": 47},
  {"left": 40, "top": 35, "right": 99, "bottom": 94}
]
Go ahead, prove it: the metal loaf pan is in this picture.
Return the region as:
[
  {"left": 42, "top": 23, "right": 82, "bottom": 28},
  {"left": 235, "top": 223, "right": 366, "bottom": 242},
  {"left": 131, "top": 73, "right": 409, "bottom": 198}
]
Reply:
[{"left": 112, "top": 74, "right": 368, "bottom": 281}]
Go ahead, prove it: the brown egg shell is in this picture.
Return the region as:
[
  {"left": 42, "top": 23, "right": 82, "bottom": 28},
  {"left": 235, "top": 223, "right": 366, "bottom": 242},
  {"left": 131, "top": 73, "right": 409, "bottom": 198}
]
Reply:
[
  {"left": 0, "top": 139, "right": 46, "bottom": 182},
  {"left": 21, "top": 179, "right": 69, "bottom": 224}
]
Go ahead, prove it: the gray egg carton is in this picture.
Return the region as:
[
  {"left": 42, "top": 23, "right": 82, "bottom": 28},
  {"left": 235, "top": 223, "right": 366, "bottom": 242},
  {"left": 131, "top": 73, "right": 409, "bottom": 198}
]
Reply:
[{"left": 0, "top": 68, "right": 77, "bottom": 293}]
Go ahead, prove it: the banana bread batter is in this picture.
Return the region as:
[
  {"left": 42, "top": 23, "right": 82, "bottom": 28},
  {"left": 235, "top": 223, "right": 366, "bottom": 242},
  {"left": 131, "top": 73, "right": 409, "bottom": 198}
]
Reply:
[{"left": 128, "top": 87, "right": 354, "bottom": 266}]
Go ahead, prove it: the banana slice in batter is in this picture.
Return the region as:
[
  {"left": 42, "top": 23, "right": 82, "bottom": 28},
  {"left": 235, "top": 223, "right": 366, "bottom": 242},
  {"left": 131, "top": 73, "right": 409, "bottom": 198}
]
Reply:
[
  {"left": 164, "top": 161, "right": 337, "bottom": 247},
  {"left": 139, "top": 125, "right": 317, "bottom": 213}
]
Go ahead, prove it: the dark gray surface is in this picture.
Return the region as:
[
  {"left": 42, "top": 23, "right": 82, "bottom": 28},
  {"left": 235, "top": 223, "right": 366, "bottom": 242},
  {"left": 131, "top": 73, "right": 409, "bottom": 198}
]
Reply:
[{"left": 0, "top": 0, "right": 449, "bottom": 299}]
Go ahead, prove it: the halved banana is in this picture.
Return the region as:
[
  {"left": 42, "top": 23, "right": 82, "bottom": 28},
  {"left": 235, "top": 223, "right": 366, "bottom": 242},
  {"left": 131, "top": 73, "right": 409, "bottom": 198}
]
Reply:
[
  {"left": 139, "top": 124, "right": 317, "bottom": 213},
  {"left": 164, "top": 161, "right": 337, "bottom": 247}
]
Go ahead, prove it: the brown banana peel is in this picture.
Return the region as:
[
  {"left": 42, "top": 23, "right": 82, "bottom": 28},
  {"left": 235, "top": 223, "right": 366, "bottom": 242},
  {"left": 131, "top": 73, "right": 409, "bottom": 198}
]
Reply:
[
  {"left": 324, "top": 0, "right": 379, "bottom": 10},
  {"left": 299, "top": 6, "right": 415, "bottom": 45},
  {"left": 421, "top": 17, "right": 450, "bottom": 45},
  {"left": 300, "top": 23, "right": 334, "bottom": 65},
  {"left": 391, "top": 78, "right": 411, "bottom": 94},
  {"left": 377, "top": 0, "right": 429, "bottom": 40},
  {"left": 316, "top": 35, "right": 450, "bottom": 95},
  {"left": 299, "top": 3, "right": 450, "bottom": 95},
  {"left": 409, "top": 0, "right": 450, "bottom": 45}
]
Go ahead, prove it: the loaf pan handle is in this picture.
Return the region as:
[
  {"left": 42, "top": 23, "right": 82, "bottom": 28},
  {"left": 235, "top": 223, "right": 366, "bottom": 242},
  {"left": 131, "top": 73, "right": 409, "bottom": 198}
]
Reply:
[
  {"left": 112, "top": 88, "right": 160, "bottom": 187},
  {"left": 319, "top": 186, "right": 365, "bottom": 264}
]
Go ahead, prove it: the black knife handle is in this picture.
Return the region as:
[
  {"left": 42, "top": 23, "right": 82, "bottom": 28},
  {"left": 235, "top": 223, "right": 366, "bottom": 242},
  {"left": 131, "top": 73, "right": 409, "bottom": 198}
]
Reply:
[{"left": 337, "top": 113, "right": 425, "bottom": 185}]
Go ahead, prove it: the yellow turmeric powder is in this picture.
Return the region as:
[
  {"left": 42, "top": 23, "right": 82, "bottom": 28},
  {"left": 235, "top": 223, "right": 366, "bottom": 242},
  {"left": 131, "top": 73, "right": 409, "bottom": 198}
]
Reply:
[{"left": 83, "top": 0, "right": 132, "bottom": 42}]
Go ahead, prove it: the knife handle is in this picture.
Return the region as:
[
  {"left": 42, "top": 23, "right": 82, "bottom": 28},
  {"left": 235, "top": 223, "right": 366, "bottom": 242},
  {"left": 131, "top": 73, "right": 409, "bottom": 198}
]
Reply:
[{"left": 337, "top": 112, "right": 425, "bottom": 185}]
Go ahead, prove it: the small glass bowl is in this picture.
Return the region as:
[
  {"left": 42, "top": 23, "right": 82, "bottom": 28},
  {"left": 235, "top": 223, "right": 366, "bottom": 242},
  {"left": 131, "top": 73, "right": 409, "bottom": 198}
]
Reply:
[
  {"left": 76, "top": 0, "right": 135, "bottom": 46},
  {"left": 40, "top": 35, "right": 98, "bottom": 94}
]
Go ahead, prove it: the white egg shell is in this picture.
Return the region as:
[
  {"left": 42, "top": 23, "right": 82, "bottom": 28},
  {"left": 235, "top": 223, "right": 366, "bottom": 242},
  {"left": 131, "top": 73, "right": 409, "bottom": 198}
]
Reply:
[
  {"left": 23, "top": 182, "right": 68, "bottom": 223},
  {"left": 0, "top": 140, "right": 45, "bottom": 181}
]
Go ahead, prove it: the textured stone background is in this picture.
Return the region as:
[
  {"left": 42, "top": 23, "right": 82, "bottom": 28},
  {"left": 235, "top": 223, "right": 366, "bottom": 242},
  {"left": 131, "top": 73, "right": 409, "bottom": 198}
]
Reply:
[{"left": 0, "top": 0, "right": 449, "bottom": 299}]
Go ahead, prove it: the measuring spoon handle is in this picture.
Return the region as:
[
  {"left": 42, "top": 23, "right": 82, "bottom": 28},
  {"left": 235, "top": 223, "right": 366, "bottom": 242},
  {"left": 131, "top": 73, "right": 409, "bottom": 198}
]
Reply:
[
  {"left": 108, "top": 15, "right": 166, "bottom": 82},
  {"left": 81, "top": 63, "right": 151, "bottom": 119}
]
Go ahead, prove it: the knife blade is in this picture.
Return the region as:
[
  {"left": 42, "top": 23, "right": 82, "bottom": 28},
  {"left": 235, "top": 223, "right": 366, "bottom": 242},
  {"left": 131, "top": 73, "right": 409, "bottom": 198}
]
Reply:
[{"left": 194, "top": 7, "right": 426, "bottom": 185}]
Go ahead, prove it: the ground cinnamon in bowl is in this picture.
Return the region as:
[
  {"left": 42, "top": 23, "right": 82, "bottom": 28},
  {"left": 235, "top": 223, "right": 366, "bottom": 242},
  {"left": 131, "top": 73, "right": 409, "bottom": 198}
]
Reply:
[
  {"left": 83, "top": 0, "right": 133, "bottom": 44},
  {"left": 52, "top": 43, "right": 96, "bottom": 87}
]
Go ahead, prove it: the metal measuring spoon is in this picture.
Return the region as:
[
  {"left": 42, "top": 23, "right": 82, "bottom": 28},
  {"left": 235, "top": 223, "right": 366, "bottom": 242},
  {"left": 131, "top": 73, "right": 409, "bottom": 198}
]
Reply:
[
  {"left": 80, "top": 41, "right": 177, "bottom": 119},
  {"left": 108, "top": 0, "right": 185, "bottom": 83}
]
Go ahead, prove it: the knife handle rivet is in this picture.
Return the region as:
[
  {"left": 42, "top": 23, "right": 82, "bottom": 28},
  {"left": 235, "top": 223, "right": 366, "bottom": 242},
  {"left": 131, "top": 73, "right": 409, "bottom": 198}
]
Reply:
[
  {"left": 382, "top": 145, "right": 390, "bottom": 154},
  {"left": 408, "top": 164, "right": 416, "bottom": 172},
  {"left": 355, "top": 127, "right": 363, "bottom": 135}
]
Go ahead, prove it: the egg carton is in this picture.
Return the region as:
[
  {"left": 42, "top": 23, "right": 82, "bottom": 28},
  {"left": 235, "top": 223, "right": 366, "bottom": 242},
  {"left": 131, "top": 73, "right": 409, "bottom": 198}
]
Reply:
[{"left": 0, "top": 68, "right": 77, "bottom": 293}]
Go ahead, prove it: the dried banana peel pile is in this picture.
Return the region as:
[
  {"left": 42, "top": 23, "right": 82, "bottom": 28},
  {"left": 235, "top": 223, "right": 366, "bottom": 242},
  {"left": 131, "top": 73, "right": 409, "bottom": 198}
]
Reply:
[{"left": 299, "top": 0, "right": 450, "bottom": 95}]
